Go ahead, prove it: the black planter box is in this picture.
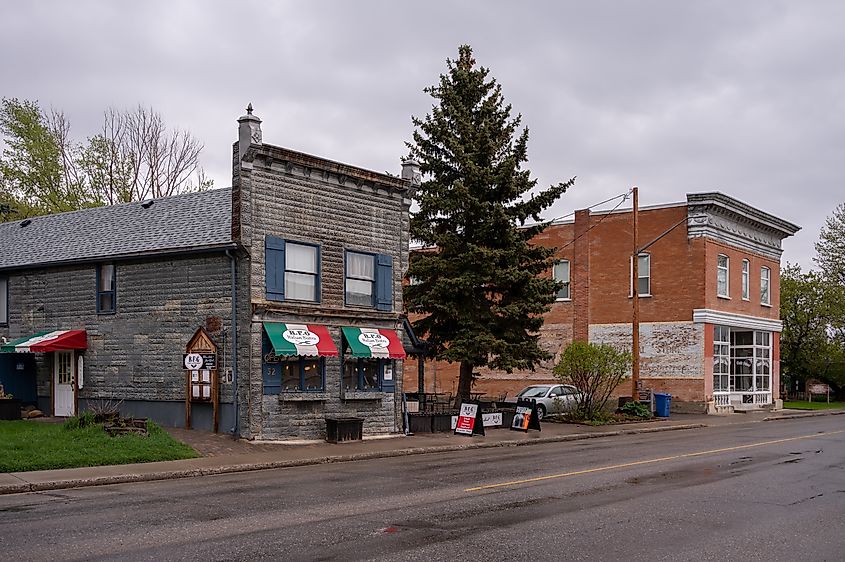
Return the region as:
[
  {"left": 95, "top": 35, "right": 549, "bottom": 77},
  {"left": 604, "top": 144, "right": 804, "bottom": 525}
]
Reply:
[
  {"left": 325, "top": 416, "right": 364, "bottom": 443},
  {"left": 408, "top": 413, "right": 433, "bottom": 433},
  {"left": 0, "top": 399, "right": 22, "bottom": 420}
]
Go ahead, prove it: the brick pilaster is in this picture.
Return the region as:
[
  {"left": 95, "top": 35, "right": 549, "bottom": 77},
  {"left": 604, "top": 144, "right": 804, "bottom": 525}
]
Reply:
[{"left": 573, "top": 209, "right": 591, "bottom": 341}]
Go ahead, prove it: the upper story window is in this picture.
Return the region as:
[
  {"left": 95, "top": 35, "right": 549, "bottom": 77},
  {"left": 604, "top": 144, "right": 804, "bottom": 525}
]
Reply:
[
  {"left": 741, "top": 259, "right": 750, "bottom": 300},
  {"left": 96, "top": 264, "right": 116, "bottom": 314},
  {"left": 717, "top": 254, "right": 729, "bottom": 298},
  {"left": 553, "top": 259, "right": 570, "bottom": 300},
  {"left": 637, "top": 253, "right": 650, "bottom": 296},
  {"left": 629, "top": 253, "right": 651, "bottom": 297},
  {"left": 265, "top": 236, "right": 320, "bottom": 303},
  {"left": 345, "top": 251, "right": 393, "bottom": 311},
  {"left": 0, "top": 277, "right": 7, "bottom": 325},
  {"left": 760, "top": 266, "right": 771, "bottom": 305}
]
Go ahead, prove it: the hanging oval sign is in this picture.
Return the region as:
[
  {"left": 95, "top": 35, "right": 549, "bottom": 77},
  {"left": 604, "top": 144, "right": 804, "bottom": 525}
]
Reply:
[
  {"left": 358, "top": 332, "right": 389, "bottom": 348},
  {"left": 184, "top": 353, "right": 204, "bottom": 370},
  {"left": 283, "top": 329, "right": 320, "bottom": 346}
]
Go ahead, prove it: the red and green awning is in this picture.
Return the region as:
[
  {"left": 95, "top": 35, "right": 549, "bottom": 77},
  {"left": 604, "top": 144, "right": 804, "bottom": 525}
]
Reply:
[
  {"left": 0, "top": 330, "right": 88, "bottom": 353},
  {"left": 341, "top": 327, "right": 406, "bottom": 359},
  {"left": 263, "top": 323, "right": 338, "bottom": 357}
]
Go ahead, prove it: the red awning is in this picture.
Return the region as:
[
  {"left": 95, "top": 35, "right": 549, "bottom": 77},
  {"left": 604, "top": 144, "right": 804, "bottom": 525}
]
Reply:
[{"left": 1, "top": 330, "right": 88, "bottom": 353}]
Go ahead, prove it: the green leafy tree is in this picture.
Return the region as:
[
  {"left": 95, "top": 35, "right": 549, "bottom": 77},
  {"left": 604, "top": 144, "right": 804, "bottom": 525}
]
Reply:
[
  {"left": 554, "top": 341, "right": 632, "bottom": 421},
  {"left": 815, "top": 202, "right": 845, "bottom": 286},
  {"left": 405, "top": 45, "right": 575, "bottom": 403},
  {"left": 1, "top": 99, "right": 210, "bottom": 220},
  {"left": 780, "top": 264, "right": 845, "bottom": 391},
  {"left": 0, "top": 98, "right": 93, "bottom": 217}
]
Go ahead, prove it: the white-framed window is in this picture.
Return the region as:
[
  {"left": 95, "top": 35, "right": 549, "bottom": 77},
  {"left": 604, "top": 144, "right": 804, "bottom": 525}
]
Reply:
[
  {"left": 0, "top": 277, "right": 7, "bottom": 325},
  {"left": 741, "top": 259, "right": 750, "bottom": 300},
  {"left": 629, "top": 253, "right": 651, "bottom": 296},
  {"left": 760, "top": 266, "right": 771, "bottom": 305},
  {"left": 553, "top": 259, "right": 570, "bottom": 300},
  {"left": 265, "top": 236, "right": 321, "bottom": 303},
  {"left": 714, "top": 326, "right": 772, "bottom": 396},
  {"left": 346, "top": 251, "right": 375, "bottom": 307},
  {"left": 713, "top": 325, "right": 730, "bottom": 392},
  {"left": 717, "top": 254, "right": 729, "bottom": 298},
  {"left": 345, "top": 251, "right": 394, "bottom": 311}
]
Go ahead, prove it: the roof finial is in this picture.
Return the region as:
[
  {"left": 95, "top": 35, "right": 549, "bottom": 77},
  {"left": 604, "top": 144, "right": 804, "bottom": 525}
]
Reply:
[{"left": 246, "top": 103, "right": 253, "bottom": 115}]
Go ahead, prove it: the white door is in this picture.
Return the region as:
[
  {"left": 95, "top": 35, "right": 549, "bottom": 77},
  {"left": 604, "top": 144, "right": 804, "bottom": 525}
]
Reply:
[{"left": 54, "top": 351, "right": 75, "bottom": 417}]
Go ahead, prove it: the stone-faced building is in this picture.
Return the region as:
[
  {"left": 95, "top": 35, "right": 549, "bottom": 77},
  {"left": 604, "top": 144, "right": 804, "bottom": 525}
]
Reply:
[
  {"left": 405, "top": 193, "right": 800, "bottom": 414},
  {"left": 0, "top": 107, "right": 417, "bottom": 439}
]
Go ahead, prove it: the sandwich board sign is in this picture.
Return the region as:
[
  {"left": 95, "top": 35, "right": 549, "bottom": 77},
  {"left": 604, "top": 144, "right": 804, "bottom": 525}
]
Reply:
[
  {"left": 454, "top": 402, "right": 485, "bottom": 436},
  {"left": 510, "top": 399, "right": 542, "bottom": 432}
]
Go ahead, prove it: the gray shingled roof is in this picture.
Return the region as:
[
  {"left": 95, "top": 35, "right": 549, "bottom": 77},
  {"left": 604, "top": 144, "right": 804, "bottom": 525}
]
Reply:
[{"left": 0, "top": 188, "right": 233, "bottom": 270}]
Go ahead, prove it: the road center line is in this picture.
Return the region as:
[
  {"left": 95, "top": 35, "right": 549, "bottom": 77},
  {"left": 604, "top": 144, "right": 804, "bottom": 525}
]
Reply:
[{"left": 464, "top": 429, "right": 845, "bottom": 492}]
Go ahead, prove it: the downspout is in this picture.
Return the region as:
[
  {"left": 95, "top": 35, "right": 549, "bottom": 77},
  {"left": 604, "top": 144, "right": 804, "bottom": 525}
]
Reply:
[{"left": 226, "top": 249, "right": 239, "bottom": 437}]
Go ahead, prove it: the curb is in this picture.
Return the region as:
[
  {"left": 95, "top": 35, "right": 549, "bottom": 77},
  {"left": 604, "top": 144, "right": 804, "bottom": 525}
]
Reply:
[
  {"left": 0, "top": 423, "right": 705, "bottom": 496},
  {"left": 763, "top": 410, "right": 845, "bottom": 422}
]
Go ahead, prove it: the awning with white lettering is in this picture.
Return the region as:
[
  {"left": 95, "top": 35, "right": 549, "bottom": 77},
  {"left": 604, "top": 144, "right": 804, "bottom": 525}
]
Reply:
[
  {"left": 341, "top": 327, "right": 406, "bottom": 359},
  {"left": 263, "top": 323, "right": 338, "bottom": 357},
  {"left": 0, "top": 330, "right": 88, "bottom": 353}
]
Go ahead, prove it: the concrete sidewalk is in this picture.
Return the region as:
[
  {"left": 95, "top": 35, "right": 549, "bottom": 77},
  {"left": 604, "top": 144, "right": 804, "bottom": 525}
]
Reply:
[{"left": 1, "top": 409, "right": 841, "bottom": 496}]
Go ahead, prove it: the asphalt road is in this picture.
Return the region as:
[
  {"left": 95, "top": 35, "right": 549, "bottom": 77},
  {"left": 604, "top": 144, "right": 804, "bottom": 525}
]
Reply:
[{"left": 1, "top": 416, "right": 844, "bottom": 561}]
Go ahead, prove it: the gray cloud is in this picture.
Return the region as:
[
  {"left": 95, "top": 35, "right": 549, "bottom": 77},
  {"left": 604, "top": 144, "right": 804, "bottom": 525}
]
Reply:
[{"left": 2, "top": 0, "right": 842, "bottom": 268}]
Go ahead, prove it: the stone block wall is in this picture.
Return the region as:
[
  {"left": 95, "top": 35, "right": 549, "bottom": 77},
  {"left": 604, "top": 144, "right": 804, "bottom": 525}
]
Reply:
[
  {"left": 234, "top": 142, "right": 412, "bottom": 439},
  {"left": 4, "top": 253, "right": 234, "bottom": 425}
]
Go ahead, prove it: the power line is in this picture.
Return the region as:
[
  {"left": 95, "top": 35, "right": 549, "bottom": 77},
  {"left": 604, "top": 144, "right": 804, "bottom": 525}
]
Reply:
[{"left": 555, "top": 189, "right": 633, "bottom": 251}]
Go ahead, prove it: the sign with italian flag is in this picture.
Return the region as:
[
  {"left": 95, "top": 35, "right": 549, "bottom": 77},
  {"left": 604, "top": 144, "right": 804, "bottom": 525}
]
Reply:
[
  {"left": 263, "top": 323, "right": 338, "bottom": 357},
  {"left": 341, "top": 327, "right": 406, "bottom": 359}
]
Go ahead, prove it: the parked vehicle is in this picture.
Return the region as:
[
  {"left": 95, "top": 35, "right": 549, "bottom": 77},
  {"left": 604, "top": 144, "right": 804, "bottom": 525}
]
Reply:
[{"left": 504, "top": 384, "right": 583, "bottom": 420}]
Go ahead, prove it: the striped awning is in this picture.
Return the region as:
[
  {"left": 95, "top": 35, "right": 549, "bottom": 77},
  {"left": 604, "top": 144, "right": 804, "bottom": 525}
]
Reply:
[
  {"left": 1, "top": 330, "right": 88, "bottom": 353},
  {"left": 263, "top": 323, "right": 338, "bottom": 357},
  {"left": 341, "top": 327, "right": 406, "bottom": 359}
]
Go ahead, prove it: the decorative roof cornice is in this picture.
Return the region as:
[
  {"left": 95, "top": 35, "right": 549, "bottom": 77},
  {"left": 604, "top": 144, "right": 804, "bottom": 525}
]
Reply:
[{"left": 686, "top": 192, "right": 801, "bottom": 259}]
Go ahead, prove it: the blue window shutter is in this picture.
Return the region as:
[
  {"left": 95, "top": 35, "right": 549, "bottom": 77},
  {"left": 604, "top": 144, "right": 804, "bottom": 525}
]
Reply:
[
  {"left": 381, "top": 360, "right": 395, "bottom": 393},
  {"left": 261, "top": 333, "right": 281, "bottom": 395},
  {"left": 375, "top": 254, "right": 393, "bottom": 311},
  {"left": 265, "top": 236, "right": 285, "bottom": 301}
]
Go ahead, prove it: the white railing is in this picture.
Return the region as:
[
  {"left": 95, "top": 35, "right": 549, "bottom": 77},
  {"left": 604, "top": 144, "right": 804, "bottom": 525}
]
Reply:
[
  {"left": 714, "top": 392, "right": 771, "bottom": 407},
  {"left": 753, "top": 392, "right": 772, "bottom": 405}
]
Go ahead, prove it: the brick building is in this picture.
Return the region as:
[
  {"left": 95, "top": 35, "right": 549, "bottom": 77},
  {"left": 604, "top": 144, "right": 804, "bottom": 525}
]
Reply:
[
  {"left": 404, "top": 193, "right": 799, "bottom": 413},
  {"left": 0, "top": 107, "right": 417, "bottom": 439}
]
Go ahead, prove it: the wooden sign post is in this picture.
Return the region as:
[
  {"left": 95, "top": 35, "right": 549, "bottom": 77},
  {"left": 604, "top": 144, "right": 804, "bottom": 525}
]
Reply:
[{"left": 184, "top": 327, "right": 219, "bottom": 432}]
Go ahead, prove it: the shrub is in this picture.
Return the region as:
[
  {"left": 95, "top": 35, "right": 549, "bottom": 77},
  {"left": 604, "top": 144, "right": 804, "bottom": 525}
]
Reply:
[
  {"left": 620, "top": 400, "right": 652, "bottom": 419},
  {"left": 554, "top": 341, "right": 632, "bottom": 421},
  {"left": 63, "top": 411, "right": 97, "bottom": 430}
]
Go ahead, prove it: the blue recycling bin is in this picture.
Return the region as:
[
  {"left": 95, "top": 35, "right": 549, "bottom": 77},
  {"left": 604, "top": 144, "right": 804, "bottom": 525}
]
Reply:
[{"left": 654, "top": 393, "right": 671, "bottom": 417}]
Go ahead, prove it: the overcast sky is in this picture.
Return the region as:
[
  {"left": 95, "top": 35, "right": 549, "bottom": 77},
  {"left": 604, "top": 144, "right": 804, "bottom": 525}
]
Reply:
[{"left": 2, "top": 0, "right": 842, "bottom": 269}]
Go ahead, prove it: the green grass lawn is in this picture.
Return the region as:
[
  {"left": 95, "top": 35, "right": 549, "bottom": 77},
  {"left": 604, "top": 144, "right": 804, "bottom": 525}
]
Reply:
[
  {"left": 783, "top": 400, "right": 845, "bottom": 411},
  {"left": 0, "top": 420, "right": 199, "bottom": 473}
]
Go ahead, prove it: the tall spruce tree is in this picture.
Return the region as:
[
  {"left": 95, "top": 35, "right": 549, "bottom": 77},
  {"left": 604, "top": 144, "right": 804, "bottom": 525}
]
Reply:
[{"left": 406, "top": 45, "right": 575, "bottom": 403}]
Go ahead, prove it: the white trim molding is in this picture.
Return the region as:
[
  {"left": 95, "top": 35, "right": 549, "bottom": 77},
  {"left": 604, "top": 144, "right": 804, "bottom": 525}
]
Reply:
[{"left": 692, "top": 309, "right": 783, "bottom": 332}]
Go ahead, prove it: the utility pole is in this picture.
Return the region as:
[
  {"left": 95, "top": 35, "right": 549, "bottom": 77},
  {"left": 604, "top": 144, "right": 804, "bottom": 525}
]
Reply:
[{"left": 631, "top": 186, "right": 640, "bottom": 400}]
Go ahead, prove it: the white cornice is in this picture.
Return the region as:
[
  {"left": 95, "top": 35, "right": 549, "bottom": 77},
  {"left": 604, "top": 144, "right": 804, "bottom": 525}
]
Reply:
[{"left": 692, "top": 309, "right": 783, "bottom": 332}]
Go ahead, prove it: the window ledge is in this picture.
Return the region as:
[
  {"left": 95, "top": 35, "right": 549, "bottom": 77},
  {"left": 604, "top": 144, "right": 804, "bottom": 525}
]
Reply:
[
  {"left": 742, "top": 297, "right": 750, "bottom": 301},
  {"left": 628, "top": 294, "right": 653, "bottom": 299},
  {"left": 555, "top": 298, "right": 571, "bottom": 302},
  {"left": 343, "top": 391, "right": 384, "bottom": 401},
  {"left": 717, "top": 295, "right": 731, "bottom": 300},
  {"left": 760, "top": 302, "right": 772, "bottom": 308},
  {"left": 279, "top": 392, "right": 328, "bottom": 402}
]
